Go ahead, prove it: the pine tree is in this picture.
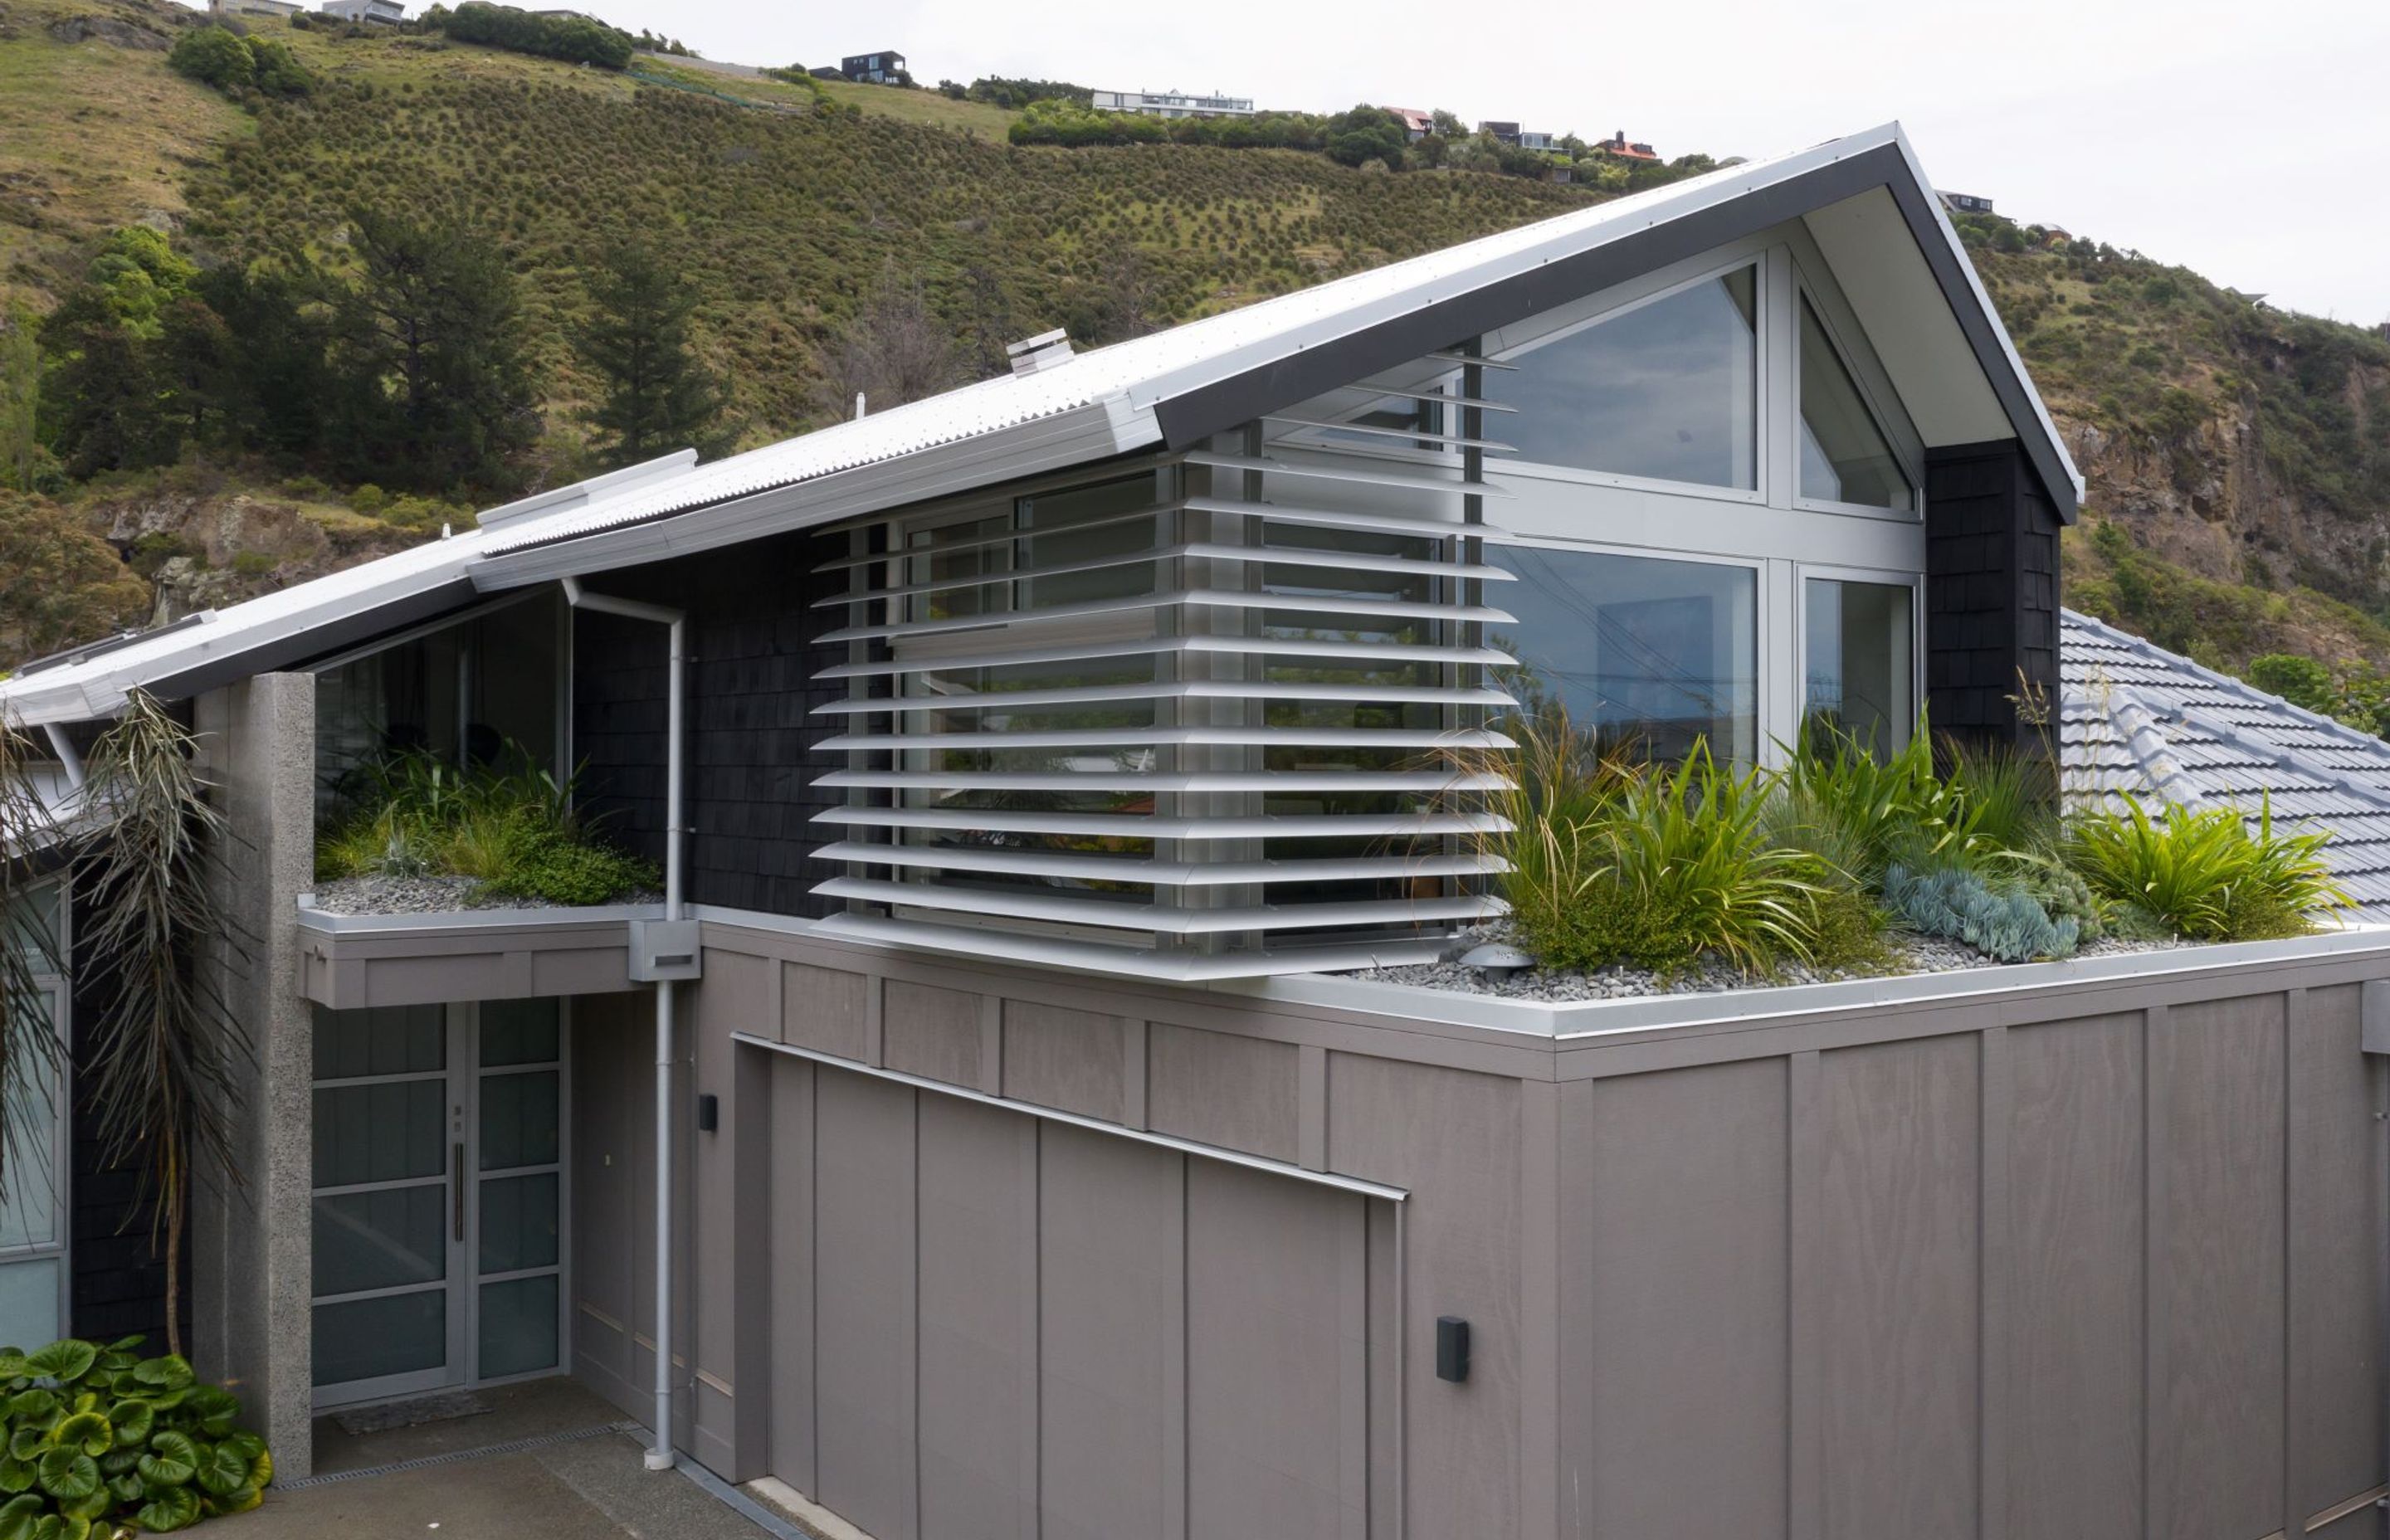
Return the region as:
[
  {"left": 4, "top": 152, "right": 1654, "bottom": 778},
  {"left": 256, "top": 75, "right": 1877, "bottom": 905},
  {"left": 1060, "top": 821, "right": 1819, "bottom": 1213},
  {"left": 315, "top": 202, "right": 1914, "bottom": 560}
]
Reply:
[
  {"left": 37, "top": 290, "right": 176, "bottom": 480},
  {"left": 334, "top": 207, "right": 538, "bottom": 491},
  {"left": 573, "top": 241, "right": 725, "bottom": 469}
]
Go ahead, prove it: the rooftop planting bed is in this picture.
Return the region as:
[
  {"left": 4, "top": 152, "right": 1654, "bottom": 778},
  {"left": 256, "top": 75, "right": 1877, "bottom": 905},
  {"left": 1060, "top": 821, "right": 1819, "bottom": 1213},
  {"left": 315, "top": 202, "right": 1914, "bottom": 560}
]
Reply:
[
  {"left": 313, "top": 748, "right": 659, "bottom": 914},
  {"left": 1358, "top": 713, "right": 2348, "bottom": 1001}
]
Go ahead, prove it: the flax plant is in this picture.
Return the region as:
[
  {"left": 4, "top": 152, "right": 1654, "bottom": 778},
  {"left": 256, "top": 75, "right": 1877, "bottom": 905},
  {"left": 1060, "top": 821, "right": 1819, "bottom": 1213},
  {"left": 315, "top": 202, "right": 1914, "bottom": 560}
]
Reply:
[
  {"left": 0, "top": 714, "right": 65, "bottom": 1216},
  {"left": 73, "top": 690, "right": 251, "bottom": 1357}
]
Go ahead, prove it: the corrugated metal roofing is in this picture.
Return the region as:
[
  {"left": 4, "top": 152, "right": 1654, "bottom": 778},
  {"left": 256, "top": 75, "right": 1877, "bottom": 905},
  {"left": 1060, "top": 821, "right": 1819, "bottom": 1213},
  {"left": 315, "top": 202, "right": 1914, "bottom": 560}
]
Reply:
[
  {"left": 1, "top": 120, "right": 2079, "bottom": 728},
  {"left": 2061, "top": 608, "right": 2390, "bottom": 920}
]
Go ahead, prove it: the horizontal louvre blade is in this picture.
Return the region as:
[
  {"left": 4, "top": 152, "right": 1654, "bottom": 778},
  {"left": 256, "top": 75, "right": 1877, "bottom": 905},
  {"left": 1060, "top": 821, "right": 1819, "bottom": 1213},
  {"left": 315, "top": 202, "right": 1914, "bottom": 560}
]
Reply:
[
  {"left": 1422, "top": 350, "right": 1519, "bottom": 370},
  {"left": 817, "top": 726, "right": 1511, "bottom": 752},
  {"left": 819, "top": 588, "right": 1513, "bottom": 644},
  {"left": 810, "top": 808, "right": 1513, "bottom": 840},
  {"left": 1339, "top": 383, "right": 1517, "bottom": 412},
  {"left": 1183, "top": 450, "right": 1513, "bottom": 498},
  {"left": 815, "top": 632, "right": 1517, "bottom": 680},
  {"left": 1259, "top": 416, "right": 1515, "bottom": 452},
  {"left": 815, "top": 843, "right": 1504, "bottom": 886},
  {"left": 812, "top": 770, "right": 1508, "bottom": 793},
  {"left": 812, "top": 502, "right": 1175, "bottom": 573},
  {"left": 807, "top": 913, "right": 1458, "bottom": 980},
  {"left": 1182, "top": 496, "right": 1509, "bottom": 540},
  {"left": 815, "top": 539, "right": 1516, "bottom": 608},
  {"left": 816, "top": 876, "right": 1504, "bottom": 934},
  {"left": 812, "top": 681, "right": 1519, "bottom": 714}
]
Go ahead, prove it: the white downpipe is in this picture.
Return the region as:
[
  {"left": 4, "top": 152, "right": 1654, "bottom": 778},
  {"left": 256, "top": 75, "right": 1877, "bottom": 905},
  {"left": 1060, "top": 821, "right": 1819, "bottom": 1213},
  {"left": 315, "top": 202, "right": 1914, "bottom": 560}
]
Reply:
[
  {"left": 561, "top": 577, "right": 684, "bottom": 1473},
  {"left": 41, "top": 724, "right": 82, "bottom": 792}
]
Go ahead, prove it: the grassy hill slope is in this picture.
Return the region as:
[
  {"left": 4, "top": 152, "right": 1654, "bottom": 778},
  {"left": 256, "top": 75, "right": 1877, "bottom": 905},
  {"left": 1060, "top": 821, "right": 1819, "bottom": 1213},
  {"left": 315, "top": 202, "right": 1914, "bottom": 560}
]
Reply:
[{"left": 7, "top": 0, "right": 2390, "bottom": 712}]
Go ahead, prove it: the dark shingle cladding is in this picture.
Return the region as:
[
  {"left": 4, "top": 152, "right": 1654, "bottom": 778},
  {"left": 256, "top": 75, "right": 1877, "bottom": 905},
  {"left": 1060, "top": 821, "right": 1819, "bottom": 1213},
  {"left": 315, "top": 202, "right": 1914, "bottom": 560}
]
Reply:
[
  {"left": 1926, "top": 439, "right": 2062, "bottom": 751},
  {"left": 2061, "top": 608, "right": 2390, "bottom": 920},
  {"left": 572, "top": 529, "right": 849, "bottom": 918}
]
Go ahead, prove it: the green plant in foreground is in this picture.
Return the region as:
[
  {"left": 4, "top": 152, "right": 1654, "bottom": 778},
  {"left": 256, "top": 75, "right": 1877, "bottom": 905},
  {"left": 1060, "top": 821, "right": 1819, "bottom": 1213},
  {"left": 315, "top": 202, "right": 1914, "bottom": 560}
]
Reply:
[
  {"left": 315, "top": 748, "right": 656, "bottom": 905},
  {"left": 1782, "top": 717, "right": 1981, "bottom": 882},
  {"left": 0, "top": 1336, "right": 271, "bottom": 1537},
  {"left": 1885, "top": 864, "right": 2079, "bottom": 962},
  {"left": 2065, "top": 796, "right": 2346, "bottom": 941},
  {"left": 1503, "top": 745, "right": 1827, "bottom": 977}
]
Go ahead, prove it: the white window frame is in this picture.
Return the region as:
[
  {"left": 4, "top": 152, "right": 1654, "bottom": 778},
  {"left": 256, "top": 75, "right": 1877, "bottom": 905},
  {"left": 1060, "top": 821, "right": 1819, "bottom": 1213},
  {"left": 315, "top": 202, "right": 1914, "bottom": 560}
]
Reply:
[
  {"left": 1480, "top": 245, "right": 1773, "bottom": 507},
  {"left": 1787, "top": 252, "right": 1927, "bottom": 522},
  {"left": 0, "top": 881, "right": 72, "bottom": 1350},
  {"left": 1490, "top": 534, "right": 1773, "bottom": 760},
  {"left": 1793, "top": 561, "right": 1927, "bottom": 748}
]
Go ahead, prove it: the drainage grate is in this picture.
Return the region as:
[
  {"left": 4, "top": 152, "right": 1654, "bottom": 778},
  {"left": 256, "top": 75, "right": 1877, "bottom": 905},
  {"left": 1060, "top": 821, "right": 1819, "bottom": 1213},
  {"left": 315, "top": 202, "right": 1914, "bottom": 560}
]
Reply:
[{"left": 276, "top": 1420, "right": 641, "bottom": 1491}]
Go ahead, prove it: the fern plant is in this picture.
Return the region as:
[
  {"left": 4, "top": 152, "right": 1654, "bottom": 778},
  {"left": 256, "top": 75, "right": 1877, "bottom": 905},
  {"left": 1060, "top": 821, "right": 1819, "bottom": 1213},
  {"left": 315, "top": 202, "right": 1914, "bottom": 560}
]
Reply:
[{"left": 2065, "top": 795, "right": 2345, "bottom": 940}]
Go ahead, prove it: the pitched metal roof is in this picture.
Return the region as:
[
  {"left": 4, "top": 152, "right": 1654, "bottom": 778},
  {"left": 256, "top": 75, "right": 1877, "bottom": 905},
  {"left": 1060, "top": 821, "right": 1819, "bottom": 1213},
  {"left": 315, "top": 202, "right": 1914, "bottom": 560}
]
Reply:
[
  {"left": 0, "top": 121, "right": 2079, "bottom": 727},
  {"left": 2061, "top": 609, "right": 2390, "bottom": 919}
]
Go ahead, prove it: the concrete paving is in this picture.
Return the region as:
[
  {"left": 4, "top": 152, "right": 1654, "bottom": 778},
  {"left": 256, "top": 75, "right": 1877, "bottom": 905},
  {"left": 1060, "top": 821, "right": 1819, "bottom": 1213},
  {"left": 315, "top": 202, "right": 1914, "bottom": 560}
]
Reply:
[{"left": 236, "top": 1380, "right": 813, "bottom": 1540}]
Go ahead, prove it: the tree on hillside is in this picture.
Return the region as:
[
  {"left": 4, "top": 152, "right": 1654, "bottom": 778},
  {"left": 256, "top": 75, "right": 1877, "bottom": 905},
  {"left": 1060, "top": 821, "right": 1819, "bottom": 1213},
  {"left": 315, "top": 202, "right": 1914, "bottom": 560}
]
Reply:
[
  {"left": 0, "top": 305, "right": 41, "bottom": 494},
  {"left": 573, "top": 242, "right": 727, "bottom": 468},
  {"left": 812, "top": 267, "right": 962, "bottom": 421},
  {"left": 194, "top": 264, "right": 333, "bottom": 457},
  {"left": 331, "top": 209, "right": 539, "bottom": 491},
  {"left": 1324, "top": 105, "right": 1408, "bottom": 170},
  {"left": 0, "top": 491, "right": 149, "bottom": 662},
  {"left": 37, "top": 290, "right": 176, "bottom": 479},
  {"left": 165, "top": 26, "right": 255, "bottom": 92}
]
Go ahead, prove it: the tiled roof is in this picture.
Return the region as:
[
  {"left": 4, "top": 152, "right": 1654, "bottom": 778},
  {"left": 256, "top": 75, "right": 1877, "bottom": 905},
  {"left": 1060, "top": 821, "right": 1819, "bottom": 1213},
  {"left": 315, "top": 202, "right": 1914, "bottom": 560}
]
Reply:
[{"left": 2060, "top": 609, "right": 2390, "bottom": 919}]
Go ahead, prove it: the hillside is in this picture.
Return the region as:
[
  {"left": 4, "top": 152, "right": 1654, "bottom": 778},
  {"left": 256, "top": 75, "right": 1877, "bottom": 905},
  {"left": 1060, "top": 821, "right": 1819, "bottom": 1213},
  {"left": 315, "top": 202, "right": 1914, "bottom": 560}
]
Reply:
[{"left": 4, "top": 0, "right": 2390, "bottom": 724}]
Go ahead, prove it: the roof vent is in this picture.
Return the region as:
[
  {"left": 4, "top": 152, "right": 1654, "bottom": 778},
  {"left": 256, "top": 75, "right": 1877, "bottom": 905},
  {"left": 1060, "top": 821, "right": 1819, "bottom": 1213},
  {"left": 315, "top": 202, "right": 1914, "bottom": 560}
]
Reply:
[{"left": 1007, "top": 327, "right": 1073, "bottom": 378}]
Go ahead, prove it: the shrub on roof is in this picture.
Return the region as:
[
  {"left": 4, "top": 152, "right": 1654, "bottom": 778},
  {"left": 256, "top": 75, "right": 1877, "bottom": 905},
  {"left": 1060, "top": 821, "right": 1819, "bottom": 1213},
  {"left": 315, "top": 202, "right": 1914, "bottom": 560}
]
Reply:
[{"left": 2065, "top": 795, "right": 2345, "bottom": 941}]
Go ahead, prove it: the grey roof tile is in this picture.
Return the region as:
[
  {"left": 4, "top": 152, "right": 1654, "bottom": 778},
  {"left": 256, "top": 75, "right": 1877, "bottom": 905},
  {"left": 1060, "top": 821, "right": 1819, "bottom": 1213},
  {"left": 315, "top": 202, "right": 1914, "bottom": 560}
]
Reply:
[{"left": 2061, "top": 608, "right": 2390, "bottom": 921}]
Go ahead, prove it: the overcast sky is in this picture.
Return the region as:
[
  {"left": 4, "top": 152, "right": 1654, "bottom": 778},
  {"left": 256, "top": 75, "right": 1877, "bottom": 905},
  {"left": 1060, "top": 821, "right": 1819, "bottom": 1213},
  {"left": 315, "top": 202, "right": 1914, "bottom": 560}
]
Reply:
[{"left": 266, "top": 1, "right": 2390, "bottom": 319}]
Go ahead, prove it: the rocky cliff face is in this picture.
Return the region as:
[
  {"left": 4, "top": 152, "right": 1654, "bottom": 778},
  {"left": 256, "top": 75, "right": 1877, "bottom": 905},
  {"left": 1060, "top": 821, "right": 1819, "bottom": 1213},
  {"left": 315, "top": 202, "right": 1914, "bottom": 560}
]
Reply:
[{"left": 81, "top": 489, "right": 430, "bottom": 625}]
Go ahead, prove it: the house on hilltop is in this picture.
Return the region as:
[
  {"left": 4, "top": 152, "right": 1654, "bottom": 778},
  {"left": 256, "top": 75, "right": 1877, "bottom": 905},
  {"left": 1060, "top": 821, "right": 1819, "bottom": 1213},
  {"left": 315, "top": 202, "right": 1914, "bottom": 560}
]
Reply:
[
  {"left": 838, "top": 50, "right": 906, "bottom": 84},
  {"left": 1090, "top": 87, "right": 1257, "bottom": 119},
  {"left": 318, "top": 0, "right": 404, "bottom": 22},
  {"left": 1592, "top": 129, "right": 1658, "bottom": 160},
  {"left": 1939, "top": 189, "right": 1995, "bottom": 215},
  {"left": 5, "top": 123, "right": 2386, "bottom": 1540},
  {"left": 1383, "top": 105, "right": 1433, "bottom": 141},
  {"left": 211, "top": 0, "right": 302, "bottom": 18}
]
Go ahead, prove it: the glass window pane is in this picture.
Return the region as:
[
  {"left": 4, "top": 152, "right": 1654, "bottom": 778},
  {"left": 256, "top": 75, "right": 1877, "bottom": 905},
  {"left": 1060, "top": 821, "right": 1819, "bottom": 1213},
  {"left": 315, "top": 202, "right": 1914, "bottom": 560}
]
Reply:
[
  {"left": 1489, "top": 268, "right": 1758, "bottom": 488},
  {"left": 0, "top": 1260, "right": 61, "bottom": 1352},
  {"left": 0, "top": 1001, "right": 60, "bottom": 1251},
  {"left": 479, "top": 1274, "right": 559, "bottom": 1378},
  {"left": 1798, "top": 299, "right": 1910, "bottom": 509},
  {"left": 313, "top": 1004, "right": 444, "bottom": 1081},
  {"left": 313, "top": 1079, "right": 447, "bottom": 1187},
  {"left": 1488, "top": 546, "right": 1758, "bottom": 762},
  {"left": 1804, "top": 578, "right": 1914, "bottom": 753},
  {"left": 7, "top": 886, "right": 61, "bottom": 973},
  {"left": 478, "top": 1172, "right": 558, "bottom": 1275},
  {"left": 480, "top": 1070, "right": 558, "bottom": 1172},
  {"left": 314, "top": 1289, "right": 445, "bottom": 1388},
  {"left": 313, "top": 1186, "right": 446, "bottom": 1297},
  {"left": 478, "top": 1000, "right": 559, "bottom": 1069}
]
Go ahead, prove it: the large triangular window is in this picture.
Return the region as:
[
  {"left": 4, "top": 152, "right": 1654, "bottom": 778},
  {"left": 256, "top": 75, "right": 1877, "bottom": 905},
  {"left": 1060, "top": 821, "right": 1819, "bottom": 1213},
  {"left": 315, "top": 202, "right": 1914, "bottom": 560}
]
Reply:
[
  {"left": 1488, "top": 266, "right": 1758, "bottom": 490},
  {"left": 1797, "top": 297, "right": 1910, "bottom": 509}
]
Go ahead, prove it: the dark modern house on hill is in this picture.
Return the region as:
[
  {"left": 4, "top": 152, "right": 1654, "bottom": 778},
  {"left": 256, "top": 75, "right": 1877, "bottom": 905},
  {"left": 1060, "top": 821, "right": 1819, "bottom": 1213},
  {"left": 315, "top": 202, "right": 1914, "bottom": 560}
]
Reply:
[{"left": 7, "top": 122, "right": 2390, "bottom": 1540}]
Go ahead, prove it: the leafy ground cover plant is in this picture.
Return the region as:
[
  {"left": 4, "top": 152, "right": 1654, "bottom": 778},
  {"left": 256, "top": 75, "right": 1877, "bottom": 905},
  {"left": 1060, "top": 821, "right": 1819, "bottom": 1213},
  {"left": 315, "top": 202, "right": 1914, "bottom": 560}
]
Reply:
[
  {"left": 0, "top": 1336, "right": 270, "bottom": 1538},
  {"left": 1884, "top": 864, "right": 2079, "bottom": 962},
  {"left": 1458, "top": 704, "right": 2350, "bottom": 984},
  {"left": 317, "top": 748, "right": 656, "bottom": 906},
  {"left": 2065, "top": 796, "right": 2346, "bottom": 941}
]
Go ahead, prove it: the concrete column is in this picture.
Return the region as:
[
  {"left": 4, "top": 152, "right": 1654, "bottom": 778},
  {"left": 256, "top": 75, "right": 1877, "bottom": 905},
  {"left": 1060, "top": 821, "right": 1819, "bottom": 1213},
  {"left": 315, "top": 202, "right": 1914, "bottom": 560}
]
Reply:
[{"left": 191, "top": 673, "right": 316, "bottom": 1478}]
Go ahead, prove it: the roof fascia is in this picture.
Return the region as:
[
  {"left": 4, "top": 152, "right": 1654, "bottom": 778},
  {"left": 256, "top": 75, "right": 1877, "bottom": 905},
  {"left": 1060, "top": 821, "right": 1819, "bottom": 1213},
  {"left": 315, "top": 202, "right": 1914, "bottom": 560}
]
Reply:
[
  {"left": 138, "top": 576, "right": 484, "bottom": 709},
  {"left": 1149, "top": 133, "right": 2082, "bottom": 521},
  {"left": 471, "top": 395, "right": 1152, "bottom": 590}
]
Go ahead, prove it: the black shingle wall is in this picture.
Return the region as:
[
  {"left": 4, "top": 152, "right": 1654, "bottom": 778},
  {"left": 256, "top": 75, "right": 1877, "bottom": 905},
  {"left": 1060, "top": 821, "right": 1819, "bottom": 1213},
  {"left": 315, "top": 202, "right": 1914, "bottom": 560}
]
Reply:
[
  {"left": 1924, "top": 439, "right": 2063, "bottom": 751},
  {"left": 570, "top": 530, "right": 851, "bottom": 918}
]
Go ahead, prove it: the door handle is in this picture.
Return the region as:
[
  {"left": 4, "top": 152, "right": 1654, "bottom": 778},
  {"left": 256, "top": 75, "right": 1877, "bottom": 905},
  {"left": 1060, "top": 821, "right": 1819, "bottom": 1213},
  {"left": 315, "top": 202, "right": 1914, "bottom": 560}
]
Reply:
[{"left": 453, "top": 1142, "right": 466, "bottom": 1243}]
